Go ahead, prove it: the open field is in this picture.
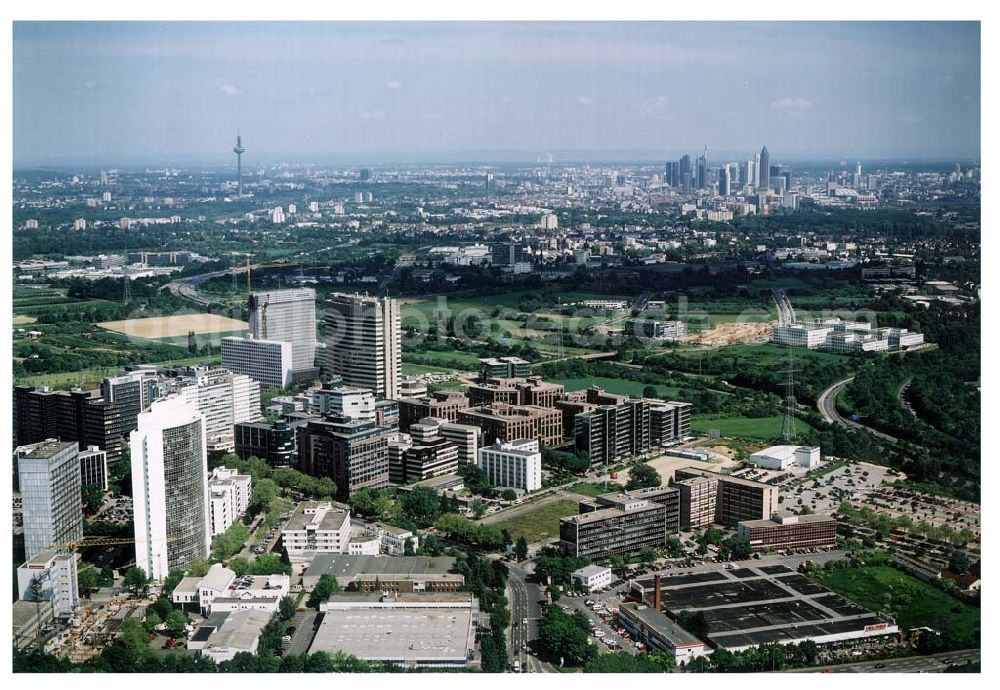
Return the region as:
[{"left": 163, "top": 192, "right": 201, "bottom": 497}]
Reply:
[
  {"left": 489, "top": 499, "right": 580, "bottom": 544},
  {"left": 550, "top": 376, "right": 684, "bottom": 399},
  {"left": 568, "top": 482, "right": 620, "bottom": 498},
  {"left": 691, "top": 413, "right": 819, "bottom": 441},
  {"left": 14, "top": 354, "right": 221, "bottom": 389},
  {"left": 98, "top": 314, "right": 248, "bottom": 339},
  {"left": 403, "top": 349, "right": 482, "bottom": 368},
  {"left": 13, "top": 315, "right": 37, "bottom": 325},
  {"left": 402, "top": 362, "right": 456, "bottom": 376},
  {"left": 810, "top": 566, "right": 980, "bottom": 643}
]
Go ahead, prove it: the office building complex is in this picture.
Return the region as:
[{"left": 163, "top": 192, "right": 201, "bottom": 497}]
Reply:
[
  {"left": 281, "top": 501, "right": 352, "bottom": 562},
  {"left": 749, "top": 445, "right": 821, "bottom": 470},
  {"left": 674, "top": 467, "right": 779, "bottom": 527},
  {"left": 234, "top": 418, "right": 299, "bottom": 468},
  {"left": 324, "top": 293, "right": 400, "bottom": 399},
  {"left": 478, "top": 356, "right": 531, "bottom": 380},
  {"left": 467, "top": 375, "right": 564, "bottom": 408},
  {"left": 477, "top": 438, "right": 542, "bottom": 492},
  {"left": 168, "top": 368, "right": 261, "bottom": 452},
  {"left": 221, "top": 335, "right": 294, "bottom": 389},
  {"left": 398, "top": 391, "right": 469, "bottom": 431},
  {"left": 627, "top": 319, "right": 687, "bottom": 340},
  {"left": 248, "top": 288, "right": 318, "bottom": 379},
  {"left": 560, "top": 487, "right": 680, "bottom": 561},
  {"left": 208, "top": 466, "right": 253, "bottom": 537},
  {"left": 131, "top": 396, "right": 210, "bottom": 580},
  {"left": 297, "top": 415, "right": 392, "bottom": 501},
  {"left": 437, "top": 420, "right": 481, "bottom": 464},
  {"left": 387, "top": 418, "right": 459, "bottom": 485},
  {"left": 736, "top": 512, "right": 837, "bottom": 553},
  {"left": 457, "top": 403, "right": 562, "bottom": 446},
  {"left": 16, "top": 440, "right": 83, "bottom": 560}
]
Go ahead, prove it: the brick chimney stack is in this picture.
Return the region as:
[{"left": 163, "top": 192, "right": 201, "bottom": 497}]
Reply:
[{"left": 653, "top": 574, "right": 662, "bottom": 611}]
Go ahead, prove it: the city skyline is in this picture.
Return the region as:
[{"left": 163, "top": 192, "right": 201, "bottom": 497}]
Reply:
[{"left": 13, "top": 21, "right": 981, "bottom": 165}]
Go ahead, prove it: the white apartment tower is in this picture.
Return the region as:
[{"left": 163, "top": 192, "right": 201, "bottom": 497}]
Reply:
[
  {"left": 248, "top": 288, "right": 318, "bottom": 374},
  {"left": 324, "top": 293, "right": 401, "bottom": 400},
  {"left": 131, "top": 395, "right": 211, "bottom": 580},
  {"left": 208, "top": 466, "right": 253, "bottom": 537}
]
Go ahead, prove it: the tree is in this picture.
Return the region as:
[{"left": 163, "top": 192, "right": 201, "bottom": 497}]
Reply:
[
  {"left": 472, "top": 499, "right": 487, "bottom": 519},
  {"left": 77, "top": 567, "right": 100, "bottom": 595},
  {"left": 307, "top": 574, "right": 341, "bottom": 608},
  {"left": 165, "top": 609, "right": 188, "bottom": 638},
  {"left": 123, "top": 567, "right": 149, "bottom": 597},
  {"left": 719, "top": 535, "right": 752, "bottom": 561},
  {"left": 403, "top": 537, "right": 416, "bottom": 556},
  {"left": 278, "top": 595, "right": 298, "bottom": 621},
  {"left": 948, "top": 548, "right": 971, "bottom": 575},
  {"left": 515, "top": 535, "right": 529, "bottom": 561},
  {"left": 349, "top": 487, "right": 391, "bottom": 520},
  {"left": 537, "top": 607, "right": 598, "bottom": 666},
  {"left": 81, "top": 483, "right": 104, "bottom": 515},
  {"left": 584, "top": 652, "right": 665, "bottom": 673},
  {"left": 609, "top": 555, "right": 628, "bottom": 579},
  {"left": 642, "top": 385, "right": 658, "bottom": 399},
  {"left": 187, "top": 330, "right": 197, "bottom": 354},
  {"left": 502, "top": 488, "right": 518, "bottom": 502},
  {"left": 626, "top": 463, "right": 661, "bottom": 490},
  {"left": 400, "top": 486, "right": 442, "bottom": 527},
  {"left": 144, "top": 610, "right": 162, "bottom": 632},
  {"left": 211, "top": 521, "right": 251, "bottom": 562}
]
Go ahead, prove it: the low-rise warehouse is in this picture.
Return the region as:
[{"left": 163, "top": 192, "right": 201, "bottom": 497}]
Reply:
[{"left": 302, "top": 554, "right": 462, "bottom": 592}]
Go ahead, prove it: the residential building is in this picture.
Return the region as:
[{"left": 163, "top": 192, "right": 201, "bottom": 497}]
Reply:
[
  {"left": 16, "top": 550, "right": 79, "bottom": 618},
  {"left": 570, "top": 565, "right": 612, "bottom": 593},
  {"left": 208, "top": 466, "right": 253, "bottom": 537},
  {"left": 281, "top": 501, "right": 352, "bottom": 562},
  {"left": 457, "top": 403, "right": 562, "bottom": 446},
  {"left": 736, "top": 512, "right": 837, "bottom": 553},
  {"left": 324, "top": 292, "right": 401, "bottom": 399},
  {"left": 221, "top": 335, "right": 294, "bottom": 389},
  {"left": 674, "top": 467, "right": 779, "bottom": 527},
  {"left": 297, "top": 415, "right": 392, "bottom": 501},
  {"left": 477, "top": 438, "right": 542, "bottom": 492},
  {"left": 16, "top": 440, "right": 82, "bottom": 560},
  {"left": 131, "top": 395, "right": 210, "bottom": 580}
]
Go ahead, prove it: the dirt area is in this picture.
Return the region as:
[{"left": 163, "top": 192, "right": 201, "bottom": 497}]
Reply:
[
  {"left": 13, "top": 315, "right": 38, "bottom": 325},
  {"left": 683, "top": 321, "right": 774, "bottom": 347},
  {"left": 99, "top": 314, "right": 248, "bottom": 339}
]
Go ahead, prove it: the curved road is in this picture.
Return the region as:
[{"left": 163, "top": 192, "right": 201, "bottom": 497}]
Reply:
[{"left": 816, "top": 376, "right": 902, "bottom": 444}]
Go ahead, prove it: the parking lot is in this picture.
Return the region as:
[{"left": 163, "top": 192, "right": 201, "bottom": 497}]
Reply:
[
  {"left": 558, "top": 584, "right": 638, "bottom": 655},
  {"left": 782, "top": 461, "right": 894, "bottom": 515}
]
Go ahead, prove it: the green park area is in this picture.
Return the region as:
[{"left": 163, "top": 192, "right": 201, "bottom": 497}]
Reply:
[
  {"left": 691, "top": 413, "right": 818, "bottom": 441},
  {"left": 490, "top": 499, "right": 580, "bottom": 544},
  {"left": 810, "top": 566, "right": 980, "bottom": 645},
  {"left": 551, "top": 376, "right": 684, "bottom": 399}
]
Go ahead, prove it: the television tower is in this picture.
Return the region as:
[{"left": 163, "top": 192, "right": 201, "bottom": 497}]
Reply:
[{"left": 233, "top": 131, "right": 246, "bottom": 197}]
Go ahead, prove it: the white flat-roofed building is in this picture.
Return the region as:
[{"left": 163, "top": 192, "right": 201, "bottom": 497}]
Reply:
[
  {"left": 281, "top": 501, "right": 352, "bottom": 562},
  {"left": 571, "top": 564, "right": 612, "bottom": 593},
  {"left": 364, "top": 522, "right": 418, "bottom": 556},
  {"left": 878, "top": 327, "right": 925, "bottom": 350},
  {"left": 348, "top": 536, "right": 381, "bottom": 555},
  {"left": 200, "top": 609, "right": 272, "bottom": 664},
  {"left": 749, "top": 445, "right": 821, "bottom": 470},
  {"left": 208, "top": 574, "right": 291, "bottom": 614},
  {"left": 248, "top": 288, "right": 318, "bottom": 374},
  {"left": 208, "top": 466, "right": 253, "bottom": 537},
  {"left": 79, "top": 446, "right": 109, "bottom": 491},
  {"left": 477, "top": 438, "right": 542, "bottom": 493},
  {"left": 311, "top": 383, "right": 376, "bottom": 420},
  {"left": 771, "top": 324, "right": 833, "bottom": 348},
  {"left": 438, "top": 421, "right": 481, "bottom": 464},
  {"left": 221, "top": 335, "right": 294, "bottom": 389},
  {"left": 16, "top": 550, "right": 79, "bottom": 618}
]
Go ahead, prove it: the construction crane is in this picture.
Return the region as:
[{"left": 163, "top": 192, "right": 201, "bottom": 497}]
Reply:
[{"left": 48, "top": 534, "right": 180, "bottom": 554}]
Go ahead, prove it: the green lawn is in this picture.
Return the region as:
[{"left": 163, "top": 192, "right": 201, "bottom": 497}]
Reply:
[
  {"left": 402, "top": 362, "right": 456, "bottom": 376},
  {"left": 691, "top": 414, "right": 818, "bottom": 441},
  {"left": 550, "top": 376, "right": 684, "bottom": 399},
  {"left": 490, "top": 499, "right": 580, "bottom": 544},
  {"left": 403, "top": 349, "right": 482, "bottom": 367},
  {"left": 15, "top": 354, "right": 221, "bottom": 389},
  {"left": 810, "top": 566, "right": 980, "bottom": 644},
  {"left": 568, "top": 482, "right": 620, "bottom": 498}
]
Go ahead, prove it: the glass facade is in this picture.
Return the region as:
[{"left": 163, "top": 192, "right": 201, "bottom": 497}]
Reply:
[{"left": 162, "top": 420, "right": 208, "bottom": 572}]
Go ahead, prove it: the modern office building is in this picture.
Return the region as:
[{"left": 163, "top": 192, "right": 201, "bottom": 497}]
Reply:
[
  {"left": 163, "top": 368, "right": 262, "bottom": 452},
  {"left": 297, "top": 415, "right": 393, "bottom": 501},
  {"left": 79, "top": 445, "right": 109, "bottom": 490},
  {"left": 560, "top": 487, "right": 680, "bottom": 560},
  {"left": 570, "top": 565, "right": 613, "bottom": 593},
  {"left": 310, "top": 381, "right": 377, "bottom": 420},
  {"left": 574, "top": 394, "right": 651, "bottom": 467},
  {"left": 208, "top": 466, "right": 253, "bottom": 537},
  {"left": 248, "top": 288, "right": 318, "bottom": 378},
  {"left": 364, "top": 522, "right": 419, "bottom": 556},
  {"left": 131, "top": 395, "right": 210, "bottom": 580},
  {"left": 388, "top": 418, "right": 459, "bottom": 485},
  {"left": 478, "top": 356, "right": 531, "bottom": 380},
  {"left": 675, "top": 475, "right": 718, "bottom": 528},
  {"left": 100, "top": 372, "right": 149, "bottom": 432},
  {"left": 477, "top": 438, "right": 542, "bottom": 492},
  {"left": 736, "top": 512, "right": 837, "bottom": 553},
  {"left": 280, "top": 501, "right": 352, "bottom": 562},
  {"left": 16, "top": 440, "right": 82, "bottom": 560},
  {"left": 457, "top": 403, "right": 563, "bottom": 446},
  {"left": 649, "top": 401, "right": 692, "bottom": 445},
  {"left": 467, "top": 375, "right": 564, "bottom": 408},
  {"left": 626, "top": 319, "right": 688, "bottom": 341},
  {"left": 221, "top": 334, "right": 294, "bottom": 389},
  {"left": 398, "top": 391, "right": 469, "bottom": 431},
  {"left": 16, "top": 550, "right": 79, "bottom": 619},
  {"left": 324, "top": 292, "right": 401, "bottom": 399},
  {"left": 437, "top": 420, "right": 481, "bottom": 464},
  {"left": 759, "top": 146, "right": 771, "bottom": 190},
  {"left": 674, "top": 467, "right": 779, "bottom": 527},
  {"left": 234, "top": 418, "right": 301, "bottom": 468}
]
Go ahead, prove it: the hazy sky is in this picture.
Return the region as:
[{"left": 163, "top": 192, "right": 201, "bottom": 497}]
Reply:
[{"left": 13, "top": 21, "right": 981, "bottom": 165}]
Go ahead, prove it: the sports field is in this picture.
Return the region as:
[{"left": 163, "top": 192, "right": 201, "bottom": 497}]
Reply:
[{"left": 99, "top": 314, "right": 248, "bottom": 340}]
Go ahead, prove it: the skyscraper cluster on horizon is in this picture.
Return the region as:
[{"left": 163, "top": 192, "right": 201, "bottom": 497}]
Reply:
[{"left": 664, "top": 145, "right": 789, "bottom": 197}]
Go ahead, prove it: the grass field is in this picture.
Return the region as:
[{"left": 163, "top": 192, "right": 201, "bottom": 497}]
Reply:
[
  {"left": 14, "top": 354, "right": 221, "bottom": 389},
  {"left": 550, "top": 376, "right": 685, "bottom": 399},
  {"left": 691, "top": 414, "right": 818, "bottom": 441},
  {"left": 99, "top": 314, "right": 248, "bottom": 339},
  {"left": 810, "top": 566, "right": 980, "bottom": 643},
  {"left": 403, "top": 349, "right": 482, "bottom": 367},
  {"left": 489, "top": 499, "right": 580, "bottom": 544},
  {"left": 402, "top": 362, "right": 455, "bottom": 375},
  {"left": 568, "top": 482, "right": 620, "bottom": 498}
]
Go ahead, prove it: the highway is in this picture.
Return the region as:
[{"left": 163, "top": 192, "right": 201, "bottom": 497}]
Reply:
[
  {"left": 785, "top": 648, "right": 980, "bottom": 673},
  {"left": 816, "top": 376, "right": 902, "bottom": 444},
  {"left": 773, "top": 288, "right": 796, "bottom": 326}
]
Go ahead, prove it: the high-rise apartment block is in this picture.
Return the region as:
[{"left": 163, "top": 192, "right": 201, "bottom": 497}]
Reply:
[
  {"left": 131, "top": 396, "right": 211, "bottom": 580},
  {"left": 324, "top": 293, "right": 400, "bottom": 400}
]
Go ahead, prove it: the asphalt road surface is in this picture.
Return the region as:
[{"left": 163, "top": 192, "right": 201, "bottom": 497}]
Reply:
[
  {"left": 507, "top": 563, "right": 553, "bottom": 673},
  {"left": 816, "top": 376, "right": 902, "bottom": 444},
  {"left": 786, "top": 648, "right": 980, "bottom": 673}
]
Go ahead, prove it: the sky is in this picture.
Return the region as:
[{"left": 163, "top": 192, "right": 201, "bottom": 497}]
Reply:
[{"left": 12, "top": 21, "right": 981, "bottom": 165}]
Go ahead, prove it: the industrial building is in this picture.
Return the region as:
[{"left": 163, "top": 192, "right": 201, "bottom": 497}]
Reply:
[
  {"left": 618, "top": 601, "right": 707, "bottom": 665},
  {"left": 736, "top": 512, "right": 838, "bottom": 553},
  {"left": 302, "top": 554, "right": 462, "bottom": 592},
  {"left": 749, "top": 445, "right": 821, "bottom": 471},
  {"left": 310, "top": 592, "right": 477, "bottom": 669}
]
